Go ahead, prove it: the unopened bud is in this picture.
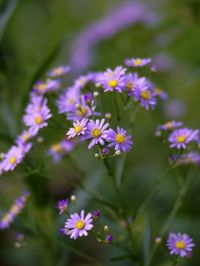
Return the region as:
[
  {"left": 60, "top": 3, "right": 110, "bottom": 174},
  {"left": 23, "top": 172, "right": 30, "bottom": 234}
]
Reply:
[
  {"left": 93, "top": 91, "right": 99, "bottom": 97},
  {"left": 105, "top": 113, "right": 111, "bottom": 119},
  {"left": 95, "top": 153, "right": 100, "bottom": 159},
  {"left": 37, "top": 136, "right": 44, "bottom": 143},
  {"left": 70, "top": 195, "right": 76, "bottom": 202},
  {"left": 115, "top": 150, "right": 121, "bottom": 156},
  {"left": 75, "top": 103, "right": 80, "bottom": 109},
  {"left": 104, "top": 225, "right": 109, "bottom": 231}
]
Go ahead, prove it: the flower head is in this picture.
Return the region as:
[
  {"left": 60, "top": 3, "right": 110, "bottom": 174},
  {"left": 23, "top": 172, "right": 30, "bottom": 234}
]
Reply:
[
  {"left": 96, "top": 66, "right": 126, "bottom": 92},
  {"left": 125, "top": 73, "right": 147, "bottom": 93},
  {"left": 23, "top": 96, "right": 52, "bottom": 135},
  {"left": 16, "top": 130, "right": 36, "bottom": 145},
  {"left": 65, "top": 210, "right": 93, "bottom": 239},
  {"left": 169, "top": 128, "right": 199, "bottom": 149},
  {"left": 56, "top": 87, "right": 80, "bottom": 114},
  {"left": 67, "top": 118, "right": 88, "bottom": 139},
  {"left": 158, "top": 121, "right": 184, "bottom": 131},
  {"left": 125, "top": 57, "right": 151, "bottom": 67},
  {"left": 107, "top": 127, "right": 133, "bottom": 152},
  {"left": 47, "top": 139, "right": 75, "bottom": 163},
  {"left": 0, "top": 191, "right": 29, "bottom": 230},
  {"left": 0, "top": 144, "right": 32, "bottom": 173},
  {"left": 33, "top": 80, "right": 60, "bottom": 94},
  {"left": 133, "top": 84, "right": 157, "bottom": 110},
  {"left": 167, "top": 232, "right": 195, "bottom": 257},
  {"left": 84, "top": 119, "right": 109, "bottom": 149},
  {"left": 56, "top": 199, "right": 68, "bottom": 214},
  {"left": 47, "top": 65, "right": 70, "bottom": 78}
]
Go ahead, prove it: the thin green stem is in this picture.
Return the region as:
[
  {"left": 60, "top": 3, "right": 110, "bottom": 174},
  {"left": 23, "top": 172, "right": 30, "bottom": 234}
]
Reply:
[
  {"left": 132, "top": 165, "right": 173, "bottom": 219},
  {"left": 147, "top": 170, "right": 199, "bottom": 266}
]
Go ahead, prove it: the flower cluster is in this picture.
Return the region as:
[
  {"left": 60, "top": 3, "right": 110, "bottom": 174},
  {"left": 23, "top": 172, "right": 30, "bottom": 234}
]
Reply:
[
  {"left": 156, "top": 121, "right": 200, "bottom": 166},
  {"left": 0, "top": 191, "right": 29, "bottom": 230},
  {"left": 53, "top": 59, "right": 166, "bottom": 159}
]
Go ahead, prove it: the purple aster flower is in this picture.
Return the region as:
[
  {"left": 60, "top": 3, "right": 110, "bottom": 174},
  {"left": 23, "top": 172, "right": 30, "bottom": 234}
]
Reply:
[
  {"left": 167, "top": 232, "right": 195, "bottom": 257},
  {"left": 56, "top": 87, "right": 80, "bottom": 114},
  {"left": 125, "top": 73, "right": 147, "bottom": 93},
  {"left": 0, "top": 144, "right": 32, "bottom": 173},
  {"left": 177, "top": 152, "right": 200, "bottom": 166},
  {"left": 92, "top": 210, "right": 101, "bottom": 219},
  {"left": 23, "top": 96, "right": 52, "bottom": 135},
  {"left": 56, "top": 199, "right": 68, "bottom": 214},
  {"left": 153, "top": 87, "right": 168, "bottom": 100},
  {"left": 133, "top": 84, "right": 157, "bottom": 110},
  {"left": 67, "top": 118, "right": 88, "bottom": 139},
  {"left": 169, "top": 128, "right": 199, "bottom": 149},
  {"left": 47, "top": 65, "right": 70, "bottom": 78},
  {"left": 64, "top": 210, "right": 93, "bottom": 239},
  {"left": 158, "top": 121, "right": 184, "bottom": 131},
  {"left": 84, "top": 119, "right": 109, "bottom": 149},
  {"left": 32, "top": 79, "right": 60, "bottom": 94},
  {"left": 106, "top": 234, "right": 113, "bottom": 243},
  {"left": 74, "top": 74, "right": 92, "bottom": 90},
  {"left": 125, "top": 57, "right": 152, "bottom": 67},
  {"left": 107, "top": 127, "right": 133, "bottom": 152},
  {"left": 47, "top": 139, "right": 75, "bottom": 163},
  {"left": 83, "top": 92, "right": 93, "bottom": 103},
  {"left": 0, "top": 191, "right": 29, "bottom": 230},
  {"left": 96, "top": 66, "right": 126, "bottom": 92},
  {"left": 16, "top": 129, "right": 36, "bottom": 145}
]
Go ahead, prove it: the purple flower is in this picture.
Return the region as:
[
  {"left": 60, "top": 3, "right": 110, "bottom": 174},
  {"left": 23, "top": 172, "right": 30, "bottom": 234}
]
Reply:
[
  {"left": 153, "top": 87, "right": 168, "bottom": 100},
  {"left": 0, "top": 144, "right": 32, "bottom": 173},
  {"left": 84, "top": 119, "right": 109, "bottom": 149},
  {"left": 96, "top": 66, "right": 126, "bottom": 92},
  {"left": 107, "top": 127, "right": 133, "bottom": 152},
  {"left": 23, "top": 96, "right": 52, "bottom": 135},
  {"left": 66, "top": 97, "right": 96, "bottom": 121},
  {"left": 125, "top": 73, "right": 147, "bottom": 93},
  {"left": 167, "top": 232, "right": 195, "bottom": 257},
  {"left": 169, "top": 128, "right": 199, "bottom": 149},
  {"left": 56, "top": 199, "right": 68, "bottom": 214},
  {"left": 67, "top": 118, "right": 88, "bottom": 139},
  {"left": 56, "top": 87, "right": 80, "bottom": 114},
  {"left": 47, "top": 139, "right": 75, "bottom": 163},
  {"left": 133, "top": 84, "right": 157, "bottom": 110},
  {"left": 106, "top": 234, "right": 113, "bottom": 243},
  {"left": 178, "top": 152, "right": 200, "bottom": 166},
  {"left": 64, "top": 210, "right": 93, "bottom": 239},
  {"left": 47, "top": 65, "right": 70, "bottom": 78},
  {"left": 125, "top": 57, "right": 151, "bottom": 67},
  {"left": 16, "top": 130, "right": 36, "bottom": 145},
  {"left": 33, "top": 80, "right": 60, "bottom": 94},
  {"left": 158, "top": 121, "right": 184, "bottom": 131},
  {"left": 0, "top": 191, "right": 29, "bottom": 230},
  {"left": 92, "top": 210, "right": 101, "bottom": 219},
  {"left": 74, "top": 74, "right": 92, "bottom": 90}
]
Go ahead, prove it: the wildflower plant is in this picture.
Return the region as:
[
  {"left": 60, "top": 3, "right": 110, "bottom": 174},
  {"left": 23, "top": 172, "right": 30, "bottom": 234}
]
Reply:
[{"left": 0, "top": 54, "right": 199, "bottom": 266}]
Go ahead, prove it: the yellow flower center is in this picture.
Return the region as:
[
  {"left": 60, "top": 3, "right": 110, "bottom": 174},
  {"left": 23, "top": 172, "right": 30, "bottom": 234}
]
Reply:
[
  {"left": 126, "top": 82, "right": 134, "bottom": 91},
  {"left": 68, "top": 98, "right": 75, "bottom": 105},
  {"left": 77, "top": 107, "right": 87, "bottom": 117},
  {"left": 2, "top": 214, "right": 10, "bottom": 223},
  {"left": 176, "top": 135, "right": 186, "bottom": 143},
  {"left": 9, "top": 156, "right": 16, "bottom": 165},
  {"left": 92, "top": 128, "right": 101, "bottom": 138},
  {"left": 115, "top": 133, "right": 126, "bottom": 144},
  {"left": 108, "top": 79, "right": 118, "bottom": 88},
  {"left": 74, "top": 125, "right": 82, "bottom": 134},
  {"left": 165, "top": 122, "right": 173, "bottom": 130},
  {"left": 35, "top": 115, "right": 43, "bottom": 125},
  {"left": 22, "top": 132, "right": 30, "bottom": 141},
  {"left": 175, "top": 241, "right": 185, "bottom": 249},
  {"left": 141, "top": 90, "right": 150, "bottom": 100},
  {"left": 75, "top": 220, "right": 85, "bottom": 229},
  {"left": 134, "top": 59, "right": 143, "bottom": 66},
  {"left": 51, "top": 143, "right": 61, "bottom": 152},
  {"left": 10, "top": 205, "right": 19, "bottom": 214},
  {"left": 38, "top": 83, "right": 47, "bottom": 91},
  {"left": 53, "top": 67, "right": 63, "bottom": 76}
]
